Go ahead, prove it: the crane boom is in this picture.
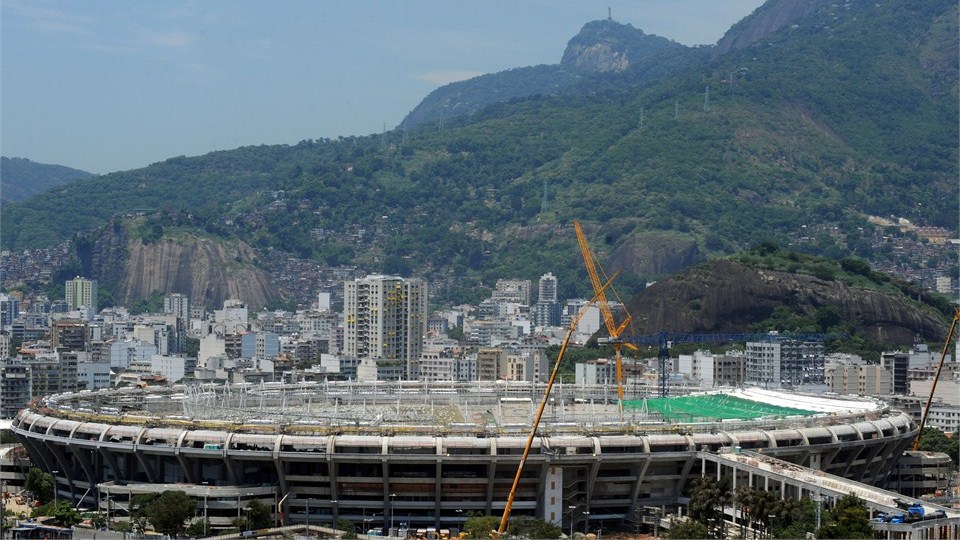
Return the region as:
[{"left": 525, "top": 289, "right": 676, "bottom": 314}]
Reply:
[
  {"left": 574, "top": 221, "right": 617, "bottom": 336},
  {"left": 913, "top": 306, "right": 960, "bottom": 451},
  {"left": 573, "top": 220, "right": 635, "bottom": 400},
  {"left": 495, "top": 276, "right": 615, "bottom": 537}
]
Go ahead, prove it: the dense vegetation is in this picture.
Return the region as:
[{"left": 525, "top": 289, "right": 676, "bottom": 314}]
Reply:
[
  {"left": 679, "top": 477, "right": 873, "bottom": 540},
  {"left": 917, "top": 427, "right": 960, "bottom": 466},
  {"left": 1, "top": 0, "right": 956, "bottom": 304},
  {"left": 0, "top": 157, "right": 92, "bottom": 204}
]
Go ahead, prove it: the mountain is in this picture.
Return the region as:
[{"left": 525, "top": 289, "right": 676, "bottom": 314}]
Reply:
[
  {"left": 1, "top": 0, "right": 957, "bottom": 316},
  {"left": 714, "top": 0, "right": 834, "bottom": 55},
  {"left": 622, "top": 251, "right": 950, "bottom": 344},
  {"left": 75, "top": 219, "right": 281, "bottom": 309},
  {"left": 401, "top": 19, "right": 690, "bottom": 129},
  {"left": 0, "top": 157, "right": 93, "bottom": 205}
]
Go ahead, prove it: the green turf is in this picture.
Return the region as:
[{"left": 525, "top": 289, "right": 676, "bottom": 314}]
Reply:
[{"left": 622, "top": 394, "right": 815, "bottom": 422}]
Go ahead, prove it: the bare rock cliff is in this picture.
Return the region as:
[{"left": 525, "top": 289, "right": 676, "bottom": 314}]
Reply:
[
  {"left": 625, "top": 259, "right": 947, "bottom": 343},
  {"left": 608, "top": 232, "right": 701, "bottom": 279},
  {"left": 715, "top": 0, "right": 833, "bottom": 54},
  {"left": 112, "top": 236, "right": 280, "bottom": 310},
  {"left": 561, "top": 19, "right": 682, "bottom": 74}
]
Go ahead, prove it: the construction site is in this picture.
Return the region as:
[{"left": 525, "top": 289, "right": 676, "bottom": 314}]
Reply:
[
  {"left": 9, "top": 224, "right": 960, "bottom": 539},
  {"left": 12, "top": 380, "right": 927, "bottom": 534}
]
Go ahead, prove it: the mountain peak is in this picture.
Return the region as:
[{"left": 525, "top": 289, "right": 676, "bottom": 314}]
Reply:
[
  {"left": 560, "top": 19, "right": 682, "bottom": 73},
  {"left": 715, "top": 0, "right": 833, "bottom": 54}
]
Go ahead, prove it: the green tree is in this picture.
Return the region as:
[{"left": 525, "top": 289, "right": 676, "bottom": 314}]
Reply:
[
  {"left": 31, "top": 501, "right": 81, "bottom": 527},
  {"left": 185, "top": 337, "right": 200, "bottom": 358},
  {"left": 90, "top": 511, "right": 108, "bottom": 530},
  {"left": 917, "top": 428, "right": 960, "bottom": 466},
  {"left": 245, "top": 500, "right": 272, "bottom": 529},
  {"left": 335, "top": 518, "right": 357, "bottom": 539},
  {"left": 186, "top": 518, "right": 211, "bottom": 538},
  {"left": 447, "top": 325, "right": 466, "bottom": 342},
  {"left": 462, "top": 515, "right": 501, "bottom": 539},
  {"left": 24, "top": 468, "right": 53, "bottom": 504},
  {"left": 815, "top": 494, "right": 873, "bottom": 539},
  {"left": 52, "top": 501, "right": 83, "bottom": 527},
  {"left": 129, "top": 493, "right": 159, "bottom": 534},
  {"left": 2, "top": 508, "right": 15, "bottom": 531},
  {"left": 771, "top": 498, "right": 817, "bottom": 539},
  {"left": 735, "top": 487, "right": 780, "bottom": 536},
  {"left": 232, "top": 500, "right": 272, "bottom": 532},
  {"left": 508, "top": 516, "right": 563, "bottom": 539},
  {"left": 686, "top": 476, "right": 730, "bottom": 539},
  {"left": 814, "top": 306, "right": 842, "bottom": 332},
  {"left": 666, "top": 520, "right": 709, "bottom": 539},
  {"left": 145, "top": 491, "right": 197, "bottom": 537}
]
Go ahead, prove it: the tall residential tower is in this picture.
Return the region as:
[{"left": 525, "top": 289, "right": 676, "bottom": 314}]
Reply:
[
  {"left": 65, "top": 277, "right": 98, "bottom": 318},
  {"left": 344, "top": 275, "right": 427, "bottom": 380}
]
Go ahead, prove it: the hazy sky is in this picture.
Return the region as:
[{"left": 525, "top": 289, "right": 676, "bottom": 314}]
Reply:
[{"left": 1, "top": 0, "right": 765, "bottom": 175}]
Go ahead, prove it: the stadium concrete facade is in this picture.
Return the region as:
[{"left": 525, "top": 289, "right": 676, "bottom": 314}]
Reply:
[{"left": 11, "top": 382, "right": 916, "bottom": 532}]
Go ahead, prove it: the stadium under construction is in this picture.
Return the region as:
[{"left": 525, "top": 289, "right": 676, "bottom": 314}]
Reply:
[{"left": 11, "top": 381, "right": 924, "bottom": 533}]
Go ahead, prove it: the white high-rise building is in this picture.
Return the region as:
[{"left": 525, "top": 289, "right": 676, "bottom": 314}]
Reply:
[
  {"left": 538, "top": 272, "right": 558, "bottom": 303},
  {"left": 65, "top": 277, "right": 98, "bottom": 316},
  {"left": 535, "top": 272, "right": 560, "bottom": 327},
  {"left": 164, "top": 293, "right": 190, "bottom": 320},
  {"left": 344, "top": 275, "right": 427, "bottom": 380}
]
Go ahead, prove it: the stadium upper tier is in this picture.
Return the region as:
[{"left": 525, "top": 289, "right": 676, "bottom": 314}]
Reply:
[{"left": 11, "top": 382, "right": 916, "bottom": 531}]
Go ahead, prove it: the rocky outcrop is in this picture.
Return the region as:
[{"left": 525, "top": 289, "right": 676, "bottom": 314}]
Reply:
[
  {"left": 624, "top": 259, "right": 947, "bottom": 343},
  {"left": 111, "top": 235, "right": 280, "bottom": 310},
  {"left": 561, "top": 20, "right": 682, "bottom": 73},
  {"left": 607, "top": 231, "right": 701, "bottom": 278},
  {"left": 715, "top": 0, "right": 832, "bottom": 54},
  {"left": 402, "top": 20, "right": 686, "bottom": 128}
]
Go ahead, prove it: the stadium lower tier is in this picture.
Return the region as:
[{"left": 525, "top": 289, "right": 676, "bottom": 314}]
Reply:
[{"left": 11, "top": 404, "right": 916, "bottom": 530}]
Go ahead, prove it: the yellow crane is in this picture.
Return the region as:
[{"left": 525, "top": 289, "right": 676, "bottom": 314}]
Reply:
[
  {"left": 495, "top": 277, "right": 615, "bottom": 538},
  {"left": 913, "top": 305, "right": 960, "bottom": 451},
  {"left": 573, "top": 220, "right": 637, "bottom": 401}
]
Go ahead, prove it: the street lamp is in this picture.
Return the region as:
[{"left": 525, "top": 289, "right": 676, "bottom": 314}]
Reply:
[
  {"left": 812, "top": 494, "right": 822, "bottom": 529},
  {"left": 582, "top": 511, "right": 590, "bottom": 535},
  {"left": 389, "top": 494, "right": 397, "bottom": 534},
  {"left": 1, "top": 477, "right": 5, "bottom": 540},
  {"left": 201, "top": 482, "right": 209, "bottom": 538},
  {"left": 330, "top": 499, "right": 338, "bottom": 538},
  {"left": 51, "top": 470, "right": 59, "bottom": 507},
  {"left": 568, "top": 505, "right": 577, "bottom": 538},
  {"left": 305, "top": 499, "right": 311, "bottom": 540}
]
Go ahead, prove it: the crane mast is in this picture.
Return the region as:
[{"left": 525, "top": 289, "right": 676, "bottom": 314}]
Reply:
[{"left": 495, "top": 277, "right": 614, "bottom": 537}]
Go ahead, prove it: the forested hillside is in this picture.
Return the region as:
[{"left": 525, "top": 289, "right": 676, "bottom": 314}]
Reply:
[
  {"left": 1, "top": 0, "right": 956, "bottom": 305},
  {"left": 0, "top": 157, "right": 93, "bottom": 205}
]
